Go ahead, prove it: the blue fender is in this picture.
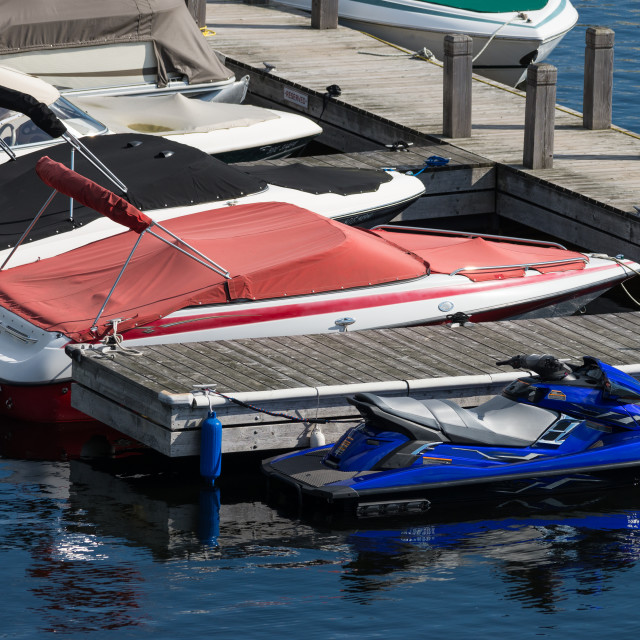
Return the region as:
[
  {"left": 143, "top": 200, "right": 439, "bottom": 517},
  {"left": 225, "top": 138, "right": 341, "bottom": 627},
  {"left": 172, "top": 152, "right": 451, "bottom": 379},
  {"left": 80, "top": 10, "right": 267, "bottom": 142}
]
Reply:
[{"left": 200, "top": 411, "right": 222, "bottom": 484}]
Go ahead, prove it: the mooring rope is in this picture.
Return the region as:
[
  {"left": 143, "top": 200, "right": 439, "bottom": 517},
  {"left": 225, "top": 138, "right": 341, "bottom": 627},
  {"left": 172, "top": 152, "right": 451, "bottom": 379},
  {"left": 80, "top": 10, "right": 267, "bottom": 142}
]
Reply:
[
  {"left": 599, "top": 255, "right": 640, "bottom": 308},
  {"left": 472, "top": 12, "right": 526, "bottom": 63},
  {"left": 204, "top": 389, "right": 334, "bottom": 424}
]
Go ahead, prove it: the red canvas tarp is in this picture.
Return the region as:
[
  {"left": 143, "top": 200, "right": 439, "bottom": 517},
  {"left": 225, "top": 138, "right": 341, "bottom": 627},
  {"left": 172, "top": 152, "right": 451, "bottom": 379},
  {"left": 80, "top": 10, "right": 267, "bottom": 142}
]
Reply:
[
  {"left": 372, "top": 230, "right": 587, "bottom": 281},
  {"left": 0, "top": 203, "right": 428, "bottom": 341}
]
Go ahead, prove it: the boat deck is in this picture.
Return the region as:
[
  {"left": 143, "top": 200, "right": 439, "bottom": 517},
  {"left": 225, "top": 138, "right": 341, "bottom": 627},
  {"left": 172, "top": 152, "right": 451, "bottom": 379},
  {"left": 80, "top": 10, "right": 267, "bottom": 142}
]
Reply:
[{"left": 70, "top": 311, "right": 640, "bottom": 457}]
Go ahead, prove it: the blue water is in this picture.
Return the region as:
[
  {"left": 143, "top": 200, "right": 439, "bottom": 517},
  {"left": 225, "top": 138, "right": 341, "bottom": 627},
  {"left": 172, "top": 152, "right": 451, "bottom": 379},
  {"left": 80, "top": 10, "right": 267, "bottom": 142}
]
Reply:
[
  {"left": 3, "top": 454, "right": 640, "bottom": 638},
  {"left": 550, "top": 0, "right": 640, "bottom": 133},
  {"left": 3, "top": 2, "right": 640, "bottom": 637}
]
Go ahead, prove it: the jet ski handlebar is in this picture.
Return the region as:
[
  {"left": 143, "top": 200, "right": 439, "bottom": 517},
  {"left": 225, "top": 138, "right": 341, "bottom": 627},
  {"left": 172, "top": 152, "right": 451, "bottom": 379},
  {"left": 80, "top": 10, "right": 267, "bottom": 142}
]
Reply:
[{"left": 496, "top": 354, "right": 572, "bottom": 380}]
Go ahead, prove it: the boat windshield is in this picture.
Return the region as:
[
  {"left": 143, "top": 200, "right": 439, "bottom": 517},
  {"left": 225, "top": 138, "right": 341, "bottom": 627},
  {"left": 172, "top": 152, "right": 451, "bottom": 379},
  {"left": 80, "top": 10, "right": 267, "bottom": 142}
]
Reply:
[{"left": 0, "top": 97, "right": 107, "bottom": 149}]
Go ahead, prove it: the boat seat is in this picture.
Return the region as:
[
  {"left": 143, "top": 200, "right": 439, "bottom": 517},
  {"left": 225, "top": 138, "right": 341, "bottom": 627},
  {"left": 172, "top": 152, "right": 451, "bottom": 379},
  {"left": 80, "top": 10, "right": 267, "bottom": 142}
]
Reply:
[
  {"left": 351, "top": 393, "right": 559, "bottom": 447},
  {"left": 423, "top": 395, "right": 559, "bottom": 447},
  {"left": 349, "top": 393, "right": 446, "bottom": 441}
]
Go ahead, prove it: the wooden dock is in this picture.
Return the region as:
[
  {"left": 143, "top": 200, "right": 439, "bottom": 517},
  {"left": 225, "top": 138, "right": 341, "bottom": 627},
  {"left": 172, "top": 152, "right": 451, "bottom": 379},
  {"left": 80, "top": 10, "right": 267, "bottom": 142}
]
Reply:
[
  {"left": 61, "top": 3, "right": 640, "bottom": 460},
  {"left": 205, "top": 0, "right": 640, "bottom": 260},
  {"left": 70, "top": 312, "right": 640, "bottom": 457},
  {"left": 236, "top": 144, "right": 496, "bottom": 228}
]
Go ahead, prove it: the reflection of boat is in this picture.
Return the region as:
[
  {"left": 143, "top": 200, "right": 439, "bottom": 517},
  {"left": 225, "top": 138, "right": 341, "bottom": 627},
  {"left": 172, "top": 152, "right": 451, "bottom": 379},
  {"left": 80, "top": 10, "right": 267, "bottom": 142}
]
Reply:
[
  {"left": 0, "top": 66, "right": 322, "bottom": 163},
  {"left": 0, "top": 0, "right": 248, "bottom": 101},
  {"left": 0, "top": 163, "right": 635, "bottom": 423},
  {"left": 273, "top": 0, "right": 578, "bottom": 87},
  {"left": 263, "top": 354, "right": 640, "bottom": 518},
  {"left": 343, "top": 504, "right": 640, "bottom": 610}
]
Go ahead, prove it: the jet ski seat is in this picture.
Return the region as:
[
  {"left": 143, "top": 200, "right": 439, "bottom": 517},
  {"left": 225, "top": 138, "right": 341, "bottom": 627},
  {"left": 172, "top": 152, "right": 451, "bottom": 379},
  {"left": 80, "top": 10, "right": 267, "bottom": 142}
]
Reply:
[{"left": 351, "top": 393, "right": 559, "bottom": 447}]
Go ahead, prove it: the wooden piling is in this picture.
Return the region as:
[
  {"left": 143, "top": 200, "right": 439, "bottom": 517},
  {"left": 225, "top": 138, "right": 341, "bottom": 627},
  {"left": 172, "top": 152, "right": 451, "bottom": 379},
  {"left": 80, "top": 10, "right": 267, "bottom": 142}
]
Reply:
[
  {"left": 583, "top": 27, "right": 614, "bottom": 130},
  {"left": 311, "top": 0, "right": 338, "bottom": 29},
  {"left": 443, "top": 34, "right": 473, "bottom": 139},
  {"left": 185, "top": 0, "right": 206, "bottom": 27},
  {"left": 523, "top": 63, "right": 557, "bottom": 170}
]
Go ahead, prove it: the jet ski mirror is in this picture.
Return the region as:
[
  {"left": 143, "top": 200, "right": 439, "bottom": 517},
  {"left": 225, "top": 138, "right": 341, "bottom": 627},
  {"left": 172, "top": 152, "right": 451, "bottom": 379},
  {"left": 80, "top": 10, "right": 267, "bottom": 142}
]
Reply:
[{"left": 603, "top": 376, "right": 640, "bottom": 402}]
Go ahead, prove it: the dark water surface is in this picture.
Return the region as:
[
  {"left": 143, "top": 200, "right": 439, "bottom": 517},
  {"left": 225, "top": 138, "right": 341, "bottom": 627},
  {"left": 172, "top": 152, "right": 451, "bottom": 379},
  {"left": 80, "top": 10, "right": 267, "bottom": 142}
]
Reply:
[
  {"left": 3, "top": 453, "right": 640, "bottom": 639},
  {"left": 3, "top": 2, "right": 640, "bottom": 637}
]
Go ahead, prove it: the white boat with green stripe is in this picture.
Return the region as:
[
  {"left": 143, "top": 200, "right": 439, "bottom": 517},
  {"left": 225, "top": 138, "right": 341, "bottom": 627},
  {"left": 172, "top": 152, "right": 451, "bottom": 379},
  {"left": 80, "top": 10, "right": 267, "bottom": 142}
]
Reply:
[{"left": 274, "top": 0, "right": 578, "bottom": 86}]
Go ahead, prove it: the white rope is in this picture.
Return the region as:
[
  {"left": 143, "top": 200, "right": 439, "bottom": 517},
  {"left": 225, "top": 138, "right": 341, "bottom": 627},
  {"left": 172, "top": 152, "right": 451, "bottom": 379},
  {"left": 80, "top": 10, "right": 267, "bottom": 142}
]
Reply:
[
  {"left": 92, "top": 320, "right": 143, "bottom": 358},
  {"left": 359, "top": 46, "right": 438, "bottom": 61},
  {"left": 95, "top": 332, "right": 144, "bottom": 357},
  {"left": 589, "top": 254, "right": 640, "bottom": 308},
  {"left": 611, "top": 256, "right": 640, "bottom": 308},
  {"left": 473, "top": 12, "right": 527, "bottom": 62}
]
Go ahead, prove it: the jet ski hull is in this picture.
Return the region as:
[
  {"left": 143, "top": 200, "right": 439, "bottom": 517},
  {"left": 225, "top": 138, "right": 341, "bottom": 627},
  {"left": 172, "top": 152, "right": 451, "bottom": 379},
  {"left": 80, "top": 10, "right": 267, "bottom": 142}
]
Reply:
[{"left": 263, "top": 443, "right": 640, "bottom": 518}]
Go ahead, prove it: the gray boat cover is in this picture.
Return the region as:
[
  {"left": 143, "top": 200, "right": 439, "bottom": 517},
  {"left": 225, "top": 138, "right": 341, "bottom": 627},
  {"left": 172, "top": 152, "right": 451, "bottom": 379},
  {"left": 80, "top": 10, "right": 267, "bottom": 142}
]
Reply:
[{"left": 0, "top": 0, "right": 233, "bottom": 87}]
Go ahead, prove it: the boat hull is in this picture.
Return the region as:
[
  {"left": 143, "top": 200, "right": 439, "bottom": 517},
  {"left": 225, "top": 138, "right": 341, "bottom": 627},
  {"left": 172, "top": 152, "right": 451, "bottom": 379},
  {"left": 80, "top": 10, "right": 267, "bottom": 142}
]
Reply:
[
  {"left": 0, "top": 40, "right": 248, "bottom": 101},
  {"left": 207, "top": 134, "right": 321, "bottom": 163}
]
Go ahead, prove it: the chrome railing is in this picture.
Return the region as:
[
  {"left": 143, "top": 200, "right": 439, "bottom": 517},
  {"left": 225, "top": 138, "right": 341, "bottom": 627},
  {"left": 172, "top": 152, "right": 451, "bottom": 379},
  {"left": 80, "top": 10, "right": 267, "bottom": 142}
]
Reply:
[
  {"left": 449, "top": 257, "right": 588, "bottom": 277},
  {"left": 372, "top": 225, "right": 569, "bottom": 251}
]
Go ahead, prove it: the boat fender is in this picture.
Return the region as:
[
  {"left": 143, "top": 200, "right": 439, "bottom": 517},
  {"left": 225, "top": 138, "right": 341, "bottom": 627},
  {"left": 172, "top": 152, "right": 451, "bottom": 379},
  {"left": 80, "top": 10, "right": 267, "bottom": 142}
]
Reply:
[
  {"left": 310, "top": 426, "right": 325, "bottom": 448},
  {"left": 200, "top": 411, "right": 222, "bottom": 485}
]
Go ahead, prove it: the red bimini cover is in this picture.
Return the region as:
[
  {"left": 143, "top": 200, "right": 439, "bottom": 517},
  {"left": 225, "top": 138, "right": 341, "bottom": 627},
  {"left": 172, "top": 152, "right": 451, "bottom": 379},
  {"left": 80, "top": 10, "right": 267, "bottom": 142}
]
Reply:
[
  {"left": 0, "top": 203, "right": 428, "bottom": 342},
  {"left": 36, "top": 157, "right": 153, "bottom": 233},
  {"left": 371, "top": 230, "right": 588, "bottom": 281}
]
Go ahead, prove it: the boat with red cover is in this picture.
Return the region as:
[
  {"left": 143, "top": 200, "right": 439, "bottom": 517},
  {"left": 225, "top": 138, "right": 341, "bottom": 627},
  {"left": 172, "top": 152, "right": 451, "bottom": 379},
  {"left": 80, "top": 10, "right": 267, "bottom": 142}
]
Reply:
[{"left": 0, "top": 156, "right": 636, "bottom": 423}]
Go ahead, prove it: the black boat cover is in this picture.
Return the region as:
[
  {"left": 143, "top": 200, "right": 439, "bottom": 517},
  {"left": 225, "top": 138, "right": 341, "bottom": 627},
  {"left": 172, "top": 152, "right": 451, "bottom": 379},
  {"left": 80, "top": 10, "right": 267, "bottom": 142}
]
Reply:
[
  {"left": 241, "top": 163, "right": 392, "bottom": 195},
  {"left": 0, "top": 134, "right": 267, "bottom": 247}
]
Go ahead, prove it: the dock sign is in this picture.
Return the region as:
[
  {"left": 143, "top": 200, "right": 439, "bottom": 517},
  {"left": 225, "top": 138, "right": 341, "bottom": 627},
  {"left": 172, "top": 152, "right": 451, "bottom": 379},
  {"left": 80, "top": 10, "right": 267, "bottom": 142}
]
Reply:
[{"left": 283, "top": 86, "right": 309, "bottom": 109}]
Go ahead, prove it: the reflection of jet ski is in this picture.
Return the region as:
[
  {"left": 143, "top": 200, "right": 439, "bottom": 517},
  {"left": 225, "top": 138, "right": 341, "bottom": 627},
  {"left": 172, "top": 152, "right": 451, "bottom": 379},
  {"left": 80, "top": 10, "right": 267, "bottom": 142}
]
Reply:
[{"left": 263, "top": 354, "right": 640, "bottom": 518}]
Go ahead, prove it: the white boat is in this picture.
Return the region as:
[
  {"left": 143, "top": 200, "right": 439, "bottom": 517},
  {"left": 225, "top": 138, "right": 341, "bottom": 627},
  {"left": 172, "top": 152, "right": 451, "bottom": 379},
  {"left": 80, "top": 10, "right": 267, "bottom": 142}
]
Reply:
[
  {"left": 0, "top": 66, "right": 322, "bottom": 163},
  {"left": 274, "top": 0, "right": 578, "bottom": 86},
  {"left": 0, "top": 156, "right": 634, "bottom": 423},
  {"left": 0, "top": 0, "right": 248, "bottom": 101}
]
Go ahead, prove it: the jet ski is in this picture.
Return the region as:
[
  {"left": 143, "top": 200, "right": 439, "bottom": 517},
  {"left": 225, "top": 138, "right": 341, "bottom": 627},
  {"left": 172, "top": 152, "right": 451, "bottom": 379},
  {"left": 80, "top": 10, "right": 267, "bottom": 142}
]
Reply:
[{"left": 262, "top": 354, "right": 640, "bottom": 518}]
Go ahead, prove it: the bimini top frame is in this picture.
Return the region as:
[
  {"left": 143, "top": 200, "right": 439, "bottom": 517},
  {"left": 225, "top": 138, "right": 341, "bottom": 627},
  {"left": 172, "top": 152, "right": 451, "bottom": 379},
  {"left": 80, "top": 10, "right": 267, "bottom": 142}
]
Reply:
[{"left": 33, "top": 156, "right": 231, "bottom": 334}]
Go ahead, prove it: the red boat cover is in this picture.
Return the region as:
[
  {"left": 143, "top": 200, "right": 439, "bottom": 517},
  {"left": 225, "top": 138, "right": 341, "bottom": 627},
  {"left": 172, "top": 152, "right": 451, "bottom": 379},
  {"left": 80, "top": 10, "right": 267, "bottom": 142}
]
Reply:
[
  {"left": 371, "top": 229, "right": 587, "bottom": 281},
  {"left": 36, "top": 157, "right": 153, "bottom": 234},
  {"left": 0, "top": 196, "right": 589, "bottom": 342},
  {"left": 0, "top": 203, "right": 429, "bottom": 341}
]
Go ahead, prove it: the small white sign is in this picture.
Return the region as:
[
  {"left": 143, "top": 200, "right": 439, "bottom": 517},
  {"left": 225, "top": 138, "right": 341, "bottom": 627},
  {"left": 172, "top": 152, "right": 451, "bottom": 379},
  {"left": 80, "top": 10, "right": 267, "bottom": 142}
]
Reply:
[{"left": 283, "top": 86, "right": 309, "bottom": 109}]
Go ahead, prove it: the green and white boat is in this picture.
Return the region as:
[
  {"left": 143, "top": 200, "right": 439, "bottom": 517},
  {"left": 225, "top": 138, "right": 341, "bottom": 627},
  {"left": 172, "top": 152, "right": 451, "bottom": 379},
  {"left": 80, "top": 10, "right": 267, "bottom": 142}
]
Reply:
[{"left": 274, "top": 0, "right": 578, "bottom": 86}]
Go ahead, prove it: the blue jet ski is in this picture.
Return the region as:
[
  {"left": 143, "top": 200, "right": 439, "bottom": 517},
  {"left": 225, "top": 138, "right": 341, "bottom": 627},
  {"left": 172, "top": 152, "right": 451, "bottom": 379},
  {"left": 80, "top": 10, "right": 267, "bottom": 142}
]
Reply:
[{"left": 262, "top": 354, "right": 640, "bottom": 518}]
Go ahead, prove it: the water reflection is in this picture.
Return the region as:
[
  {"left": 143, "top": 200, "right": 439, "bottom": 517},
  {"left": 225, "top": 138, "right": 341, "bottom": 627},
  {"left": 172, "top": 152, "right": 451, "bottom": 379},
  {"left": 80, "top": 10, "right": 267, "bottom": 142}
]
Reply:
[
  {"left": 3, "top": 452, "right": 640, "bottom": 633},
  {"left": 343, "top": 502, "right": 640, "bottom": 612}
]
